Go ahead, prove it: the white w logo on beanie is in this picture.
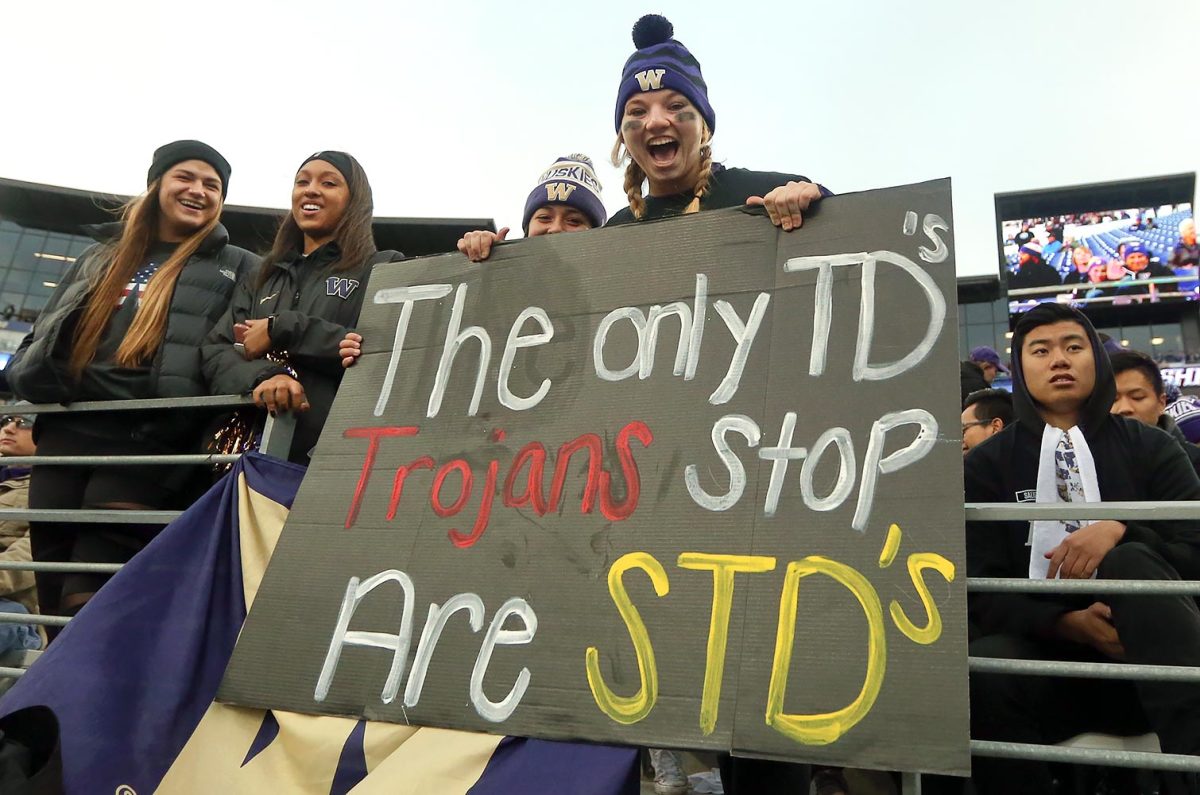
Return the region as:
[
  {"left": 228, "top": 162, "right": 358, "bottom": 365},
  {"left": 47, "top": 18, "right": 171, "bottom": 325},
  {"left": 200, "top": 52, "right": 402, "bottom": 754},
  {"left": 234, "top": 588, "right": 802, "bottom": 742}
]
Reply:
[{"left": 634, "top": 69, "right": 665, "bottom": 91}]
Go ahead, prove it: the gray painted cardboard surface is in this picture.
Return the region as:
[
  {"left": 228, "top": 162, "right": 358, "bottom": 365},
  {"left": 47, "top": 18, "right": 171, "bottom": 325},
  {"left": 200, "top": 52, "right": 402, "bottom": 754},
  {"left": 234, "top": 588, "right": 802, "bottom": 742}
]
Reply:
[{"left": 218, "top": 179, "right": 970, "bottom": 775}]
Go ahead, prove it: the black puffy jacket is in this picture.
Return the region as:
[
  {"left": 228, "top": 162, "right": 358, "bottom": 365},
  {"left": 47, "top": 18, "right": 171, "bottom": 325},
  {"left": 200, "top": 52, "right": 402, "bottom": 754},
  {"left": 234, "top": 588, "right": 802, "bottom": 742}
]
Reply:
[{"left": 7, "top": 222, "right": 259, "bottom": 437}]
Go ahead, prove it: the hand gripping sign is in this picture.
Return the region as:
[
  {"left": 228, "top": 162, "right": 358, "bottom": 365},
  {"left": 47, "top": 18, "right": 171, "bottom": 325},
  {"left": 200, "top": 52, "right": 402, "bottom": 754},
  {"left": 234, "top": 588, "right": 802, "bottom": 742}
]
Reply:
[{"left": 219, "top": 179, "right": 970, "bottom": 776}]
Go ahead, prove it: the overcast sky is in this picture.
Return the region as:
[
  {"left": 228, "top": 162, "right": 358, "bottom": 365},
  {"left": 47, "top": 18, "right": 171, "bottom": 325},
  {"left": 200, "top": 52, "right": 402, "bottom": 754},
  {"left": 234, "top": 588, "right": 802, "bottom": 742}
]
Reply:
[{"left": 1, "top": 0, "right": 1196, "bottom": 277}]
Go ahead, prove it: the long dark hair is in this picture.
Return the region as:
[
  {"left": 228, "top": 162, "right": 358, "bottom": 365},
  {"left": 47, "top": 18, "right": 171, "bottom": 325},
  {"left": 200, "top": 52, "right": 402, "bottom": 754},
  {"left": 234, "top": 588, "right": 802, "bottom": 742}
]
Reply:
[
  {"left": 70, "top": 180, "right": 221, "bottom": 377},
  {"left": 256, "top": 152, "right": 376, "bottom": 288}
]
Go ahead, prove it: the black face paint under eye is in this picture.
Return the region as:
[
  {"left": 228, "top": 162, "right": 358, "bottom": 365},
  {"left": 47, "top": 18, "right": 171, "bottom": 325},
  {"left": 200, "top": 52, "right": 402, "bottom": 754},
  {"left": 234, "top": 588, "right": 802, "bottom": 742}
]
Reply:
[
  {"left": 622, "top": 119, "right": 644, "bottom": 132},
  {"left": 676, "top": 110, "right": 697, "bottom": 123}
]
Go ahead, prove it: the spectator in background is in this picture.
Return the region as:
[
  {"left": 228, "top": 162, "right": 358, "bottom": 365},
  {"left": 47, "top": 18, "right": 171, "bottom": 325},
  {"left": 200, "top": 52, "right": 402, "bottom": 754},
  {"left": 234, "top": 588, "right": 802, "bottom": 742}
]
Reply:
[
  {"left": 1008, "top": 242, "right": 1060, "bottom": 291},
  {"left": 1062, "top": 245, "right": 1093, "bottom": 286},
  {"left": 1116, "top": 243, "right": 1174, "bottom": 302},
  {"left": 964, "top": 303, "right": 1200, "bottom": 795},
  {"left": 1102, "top": 259, "right": 1133, "bottom": 306},
  {"left": 1043, "top": 224, "right": 1065, "bottom": 261},
  {"left": 1097, "top": 332, "right": 1125, "bottom": 356},
  {"left": 5, "top": 141, "right": 257, "bottom": 621},
  {"left": 961, "top": 388, "right": 1013, "bottom": 455},
  {"left": 1171, "top": 219, "right": 1199, "bottom": 270},
  {"left": 1166, "top": 390, "right": 1200, "bottom": 446},
  {"left": 1080, "top": 257, "right": 1113, "bottom": 303},
  {"left": 961, "top": 360, "right": 990, "bottom": 405},
  {"left": 1126, "top": 243, "right": 1174, "bottom": 280},
  {"left": 1110, "top": 350, "right": 1200, "bottom": 476},
  {"left": 0, "top": 407, "right": 44, "bottom": 653},
  {"left": 1169, "top": 218, "right": 1200, "bottom": 296},
  {"left": 969, "top": 345, "right": 1009, "bottom": 385},
  {"left": 1105, "top": 259, "right": 1127, "bottom": 284},
  {"left": 1013, "top": 222, "right": 1035, "bottom": 248}
]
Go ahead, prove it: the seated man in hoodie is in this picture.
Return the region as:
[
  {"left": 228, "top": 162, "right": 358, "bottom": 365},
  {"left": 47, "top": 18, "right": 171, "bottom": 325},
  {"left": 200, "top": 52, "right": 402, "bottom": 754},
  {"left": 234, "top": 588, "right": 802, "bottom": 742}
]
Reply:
[
  {"left": 964, "top": 303, "right": 1200, "bottom": 795},
  {"left": 1110, "top": 349, "right": 1200, "bottom": 476}
]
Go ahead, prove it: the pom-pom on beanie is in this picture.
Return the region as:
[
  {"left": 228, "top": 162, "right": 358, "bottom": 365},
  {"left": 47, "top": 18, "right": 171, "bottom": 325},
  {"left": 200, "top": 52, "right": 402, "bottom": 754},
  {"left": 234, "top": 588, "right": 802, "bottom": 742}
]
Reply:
[{"left": 614, "top": 15, "right": 715, "bottom": 134}]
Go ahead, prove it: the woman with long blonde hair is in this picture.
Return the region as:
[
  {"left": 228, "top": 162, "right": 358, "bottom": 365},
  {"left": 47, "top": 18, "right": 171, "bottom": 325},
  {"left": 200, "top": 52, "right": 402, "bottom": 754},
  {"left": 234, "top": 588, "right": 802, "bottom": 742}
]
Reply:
[{"left": 7, "top": 140, "right": 258, "bottom": 620}]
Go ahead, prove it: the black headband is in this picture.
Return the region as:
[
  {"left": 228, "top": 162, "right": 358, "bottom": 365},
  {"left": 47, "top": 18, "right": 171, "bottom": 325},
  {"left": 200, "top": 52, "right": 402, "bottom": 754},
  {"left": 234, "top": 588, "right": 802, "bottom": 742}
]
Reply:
[{"left": 298, "top": 151, "right": 354, "bottom": 183}]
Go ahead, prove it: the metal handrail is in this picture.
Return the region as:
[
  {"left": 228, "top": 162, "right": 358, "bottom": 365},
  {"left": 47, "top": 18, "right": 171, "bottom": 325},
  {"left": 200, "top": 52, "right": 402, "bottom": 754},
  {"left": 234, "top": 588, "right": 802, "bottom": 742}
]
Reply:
[
  {"left": 968, "top": 577, "right": 1200, "bottom": 595},
  {"left": 0, "top": 393, "right": 294, "bottom": 467},
  {"left": 971, "top": 740, "right": 1200, "bottom": 773},
  {"left": 0, "top": 454, "right": 240, "bottom": 466},
  {"left": 967, "top": 501, "right": 1200, "bottom": 520},
  {"left": 0, "top": 613, "right": 69, "bottom": 627},
  {"left": 11, "top": 394, "right": 255, "bottom": 414},
  {"left": 970, "top": 657, "right": 1200, "bottom": 683},
  {"left": 0, "top": 561, "right": 122, "bottom": 573},
  {"left": 0, "top": 509, "right": 181, "bottom": 524}
]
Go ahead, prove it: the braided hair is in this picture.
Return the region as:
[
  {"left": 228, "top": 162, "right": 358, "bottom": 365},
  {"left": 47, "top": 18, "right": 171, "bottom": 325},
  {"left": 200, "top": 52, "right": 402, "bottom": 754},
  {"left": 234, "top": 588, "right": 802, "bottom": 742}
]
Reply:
[{"left": 682, "top": 132, "right": 714, "bottom": 215}]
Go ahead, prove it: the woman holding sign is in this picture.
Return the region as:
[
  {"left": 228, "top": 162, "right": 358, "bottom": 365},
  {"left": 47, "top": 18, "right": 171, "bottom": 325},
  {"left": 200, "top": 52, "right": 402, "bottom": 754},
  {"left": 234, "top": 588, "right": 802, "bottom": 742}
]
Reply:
[
  {"left": 603, "top": 15, "right": 827, "bottom": 795},
  {"left": 607, "top": 15, "right": 830, "bottom": 230},
  {"left": 203, "top": 151, "right": 400, "bottom": 465}
]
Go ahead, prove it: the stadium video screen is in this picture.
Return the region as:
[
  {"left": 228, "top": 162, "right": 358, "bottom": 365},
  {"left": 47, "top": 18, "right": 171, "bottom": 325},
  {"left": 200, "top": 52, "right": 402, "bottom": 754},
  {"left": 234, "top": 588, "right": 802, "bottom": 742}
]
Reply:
[{"left": 1002, "top": 203, "right": 1197, "bottom": 316}]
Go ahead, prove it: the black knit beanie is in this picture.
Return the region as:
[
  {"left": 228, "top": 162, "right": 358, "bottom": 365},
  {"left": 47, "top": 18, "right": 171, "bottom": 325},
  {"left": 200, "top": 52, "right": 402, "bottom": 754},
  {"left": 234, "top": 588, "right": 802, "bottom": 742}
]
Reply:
[{"left": 147, "top": 140, "right": 231, "bottom": 197}]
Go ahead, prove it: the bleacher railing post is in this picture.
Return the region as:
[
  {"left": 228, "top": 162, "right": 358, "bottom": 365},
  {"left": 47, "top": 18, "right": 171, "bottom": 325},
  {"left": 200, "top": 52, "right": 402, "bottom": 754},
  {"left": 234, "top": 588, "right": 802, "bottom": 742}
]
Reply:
[{"left": 259, "top": 411, "right": 296, "bottom": 460}]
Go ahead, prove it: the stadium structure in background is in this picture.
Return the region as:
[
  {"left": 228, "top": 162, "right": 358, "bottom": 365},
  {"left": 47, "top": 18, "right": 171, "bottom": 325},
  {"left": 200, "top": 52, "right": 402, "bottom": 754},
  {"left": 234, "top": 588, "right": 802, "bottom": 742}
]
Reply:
[
  {"left": 0, "top": 176, "right": 495, "bottom": 391},
  {"left": 4, "top": 173, "right": 1198, "bottom": 396}
]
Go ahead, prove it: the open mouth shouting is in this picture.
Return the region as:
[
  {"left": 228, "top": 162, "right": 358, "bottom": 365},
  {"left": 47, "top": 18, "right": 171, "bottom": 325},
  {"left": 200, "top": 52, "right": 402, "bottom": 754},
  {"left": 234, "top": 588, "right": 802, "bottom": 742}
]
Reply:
[{"left": 646, "top": 137, "right": 680, "bottom": 167}]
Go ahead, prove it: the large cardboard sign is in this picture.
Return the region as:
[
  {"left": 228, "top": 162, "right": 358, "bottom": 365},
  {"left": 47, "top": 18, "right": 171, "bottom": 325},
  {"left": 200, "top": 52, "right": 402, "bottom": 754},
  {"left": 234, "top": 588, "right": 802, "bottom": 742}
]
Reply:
[{"left": 219, "top": 179, "right": 970, "bottom": 774}]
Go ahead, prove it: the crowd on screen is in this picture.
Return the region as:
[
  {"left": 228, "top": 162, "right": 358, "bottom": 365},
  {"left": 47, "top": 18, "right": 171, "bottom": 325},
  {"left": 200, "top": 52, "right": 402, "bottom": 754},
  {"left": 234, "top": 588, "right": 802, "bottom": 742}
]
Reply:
[
  {"left": 0, "top": 12, "right": 1196, "bottom": 794},
  {"left": 1005, "top": 211, "right": 1199, "bottom": 310}
]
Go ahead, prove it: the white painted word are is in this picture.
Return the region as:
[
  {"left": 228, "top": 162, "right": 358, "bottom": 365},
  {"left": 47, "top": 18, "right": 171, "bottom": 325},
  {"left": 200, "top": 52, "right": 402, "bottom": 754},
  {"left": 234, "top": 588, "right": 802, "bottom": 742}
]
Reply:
[{"left": 314, "top": 569, "right": 537, "bottom": 723}]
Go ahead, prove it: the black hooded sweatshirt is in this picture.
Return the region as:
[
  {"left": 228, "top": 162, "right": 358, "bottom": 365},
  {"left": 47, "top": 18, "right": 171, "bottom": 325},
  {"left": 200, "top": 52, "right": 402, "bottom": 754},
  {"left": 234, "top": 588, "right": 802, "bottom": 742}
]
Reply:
[{"left": 963, "top": 306, "right": 1200, "bottom": 640}]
